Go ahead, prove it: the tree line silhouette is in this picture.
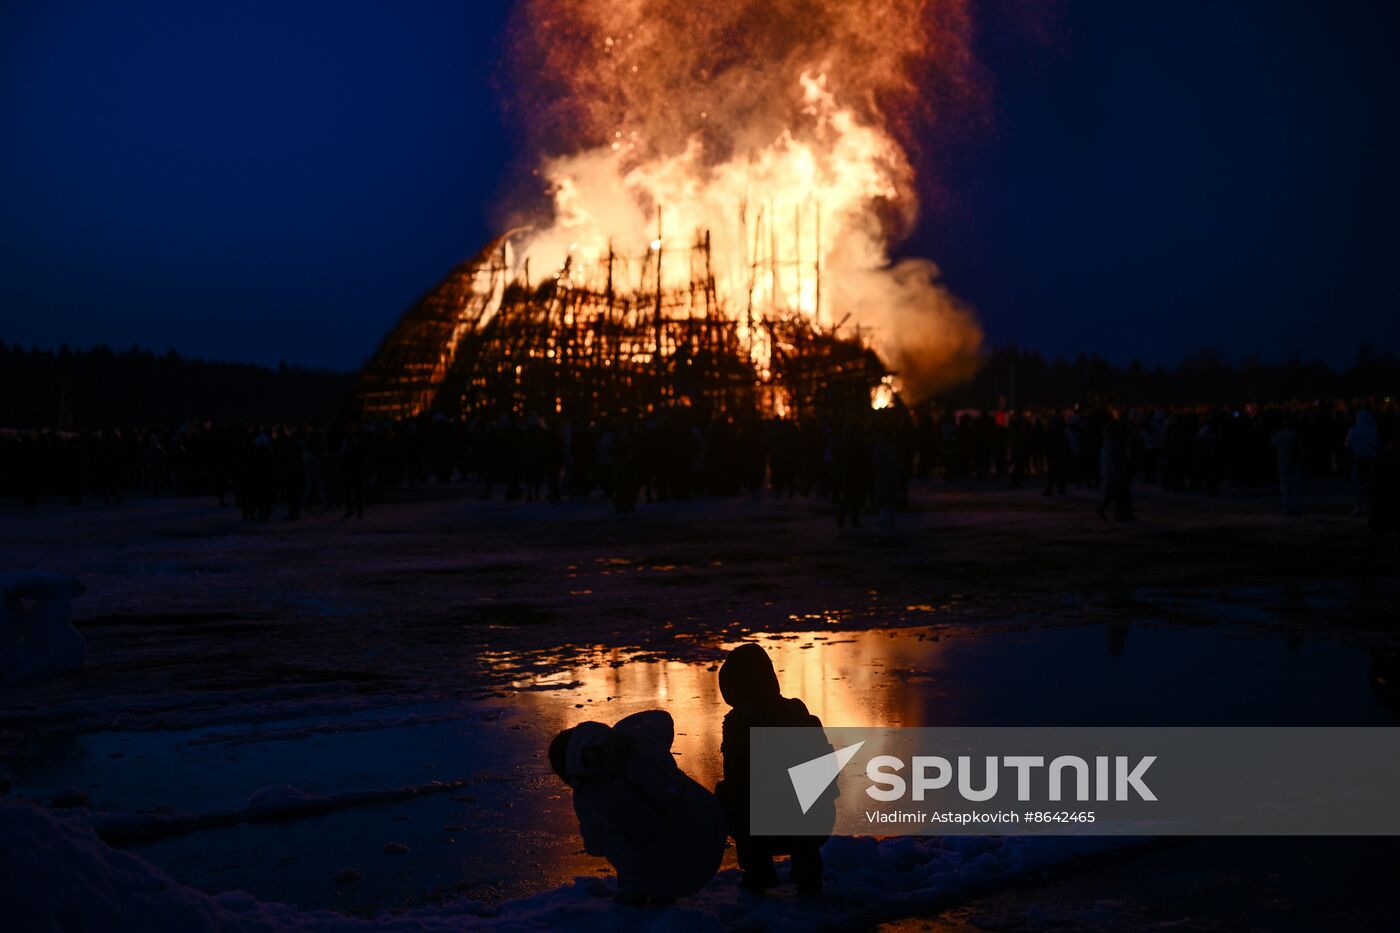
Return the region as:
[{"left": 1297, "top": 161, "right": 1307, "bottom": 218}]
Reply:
[
  {"left": 941, "top": 343, "right": 1398, "bottom": 411},
  {"left": 0, "top": 341, "right": 1395, "bottom": 430},
  {"left": 0, "top": 343, "right": 354, "bottom": 428}
]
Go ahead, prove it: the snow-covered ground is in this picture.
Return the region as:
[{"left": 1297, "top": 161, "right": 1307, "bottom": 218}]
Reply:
[{"left": 3, "top": 798, "right": 1145, "bottom": 931}]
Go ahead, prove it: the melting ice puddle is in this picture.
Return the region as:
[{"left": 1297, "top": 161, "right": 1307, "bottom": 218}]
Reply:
[
  {"left": 497, "top": 620, "right": 1395, "bottom": 797},
  {"left": 7, "top": 622, "right": 1393, "bottom": 913}
]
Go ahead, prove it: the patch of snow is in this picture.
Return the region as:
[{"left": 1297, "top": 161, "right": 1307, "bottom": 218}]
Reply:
[{"left": 3, "top": 799, "right": 1142, "bottom": 931}]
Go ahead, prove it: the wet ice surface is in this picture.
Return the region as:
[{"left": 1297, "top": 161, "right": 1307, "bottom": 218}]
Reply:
[
  {"left": 4, "top": 487, "right": 1397, "bottom": 920},
  {"left": 5, "top": 621, "right": 1390, "bottom": 914}
]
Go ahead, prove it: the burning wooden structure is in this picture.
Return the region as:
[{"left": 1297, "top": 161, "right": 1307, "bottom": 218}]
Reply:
[{"left": 350, "top": 228, "right": 889, "bottom": 422}]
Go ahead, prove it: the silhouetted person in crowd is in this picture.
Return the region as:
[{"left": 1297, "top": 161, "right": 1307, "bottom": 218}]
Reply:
[
  {"left": 714, "top": 643, "right": 834, "bottom": 894},
  {"left": 1161, "top": 411, "right": 1195, "bottom": 492},
  {"left": 1271, "top": 418, "right": 1304, "bottom": 517},
  {"left": 17, "top": 432, "right": 42, "bottom": 508},
  {"left": 1368, "top": 439, "right": 1400, "bottom": 569},
  {"left": 1097, "top": 420, "right": 1134, "bottom": 522},
  {"left": 940, "top": 408, "right": 959, "bottom": 481},
  {"left": 302, "top": 439, "right": 326, "bottom": 509},
  {"left": 142, "top": 433, "right": 166, "bottom": 496},
  {"left": 96, "top": 429, "right": 125, "bottom": 505},
  {"left": 1346, "top": 408, "right": 1380, "bottom": 516},
  {"left": 610, "top": 418, "right": 639, "bottom": 512},
  {"left": 1139, "top": 409, "right": 1165, "bottom": 484},
  {"left": 833, "top": 420, "right": 870, "bottom": 531},
  {"left": 236, "top": 434, "right": 256, "bottom": 520},
  {"left": 1007, "top": 413, "right": 1029, "bottom": 488},
  {"left": 1043, "top": 413, "right": 1070, "bottom": 496},
  {"left": 499, "top": 414, "right": 523, "bottom": 501},
  {"left": 250, "top": 433, "right": 276, "bottom": 521},
  {"left": 548, "top": 710, "right": 726, "bottom": 907},
  {"left": 7, "top": 397, "right": 1393, "bottom": 514},
  {"left": 871, "top": 426, "right": 899, "bottom": 527},
  {"left": 1195, "top": 412, "right": 1225, "bottom": 497},
  {"left": 543, "top": 418, "right": 565, "bottom": 502},
  {"left": 1081, "top": 410, "right": 1104, "bottom": 490},
  {"left": 338, "top": 431, "right": 365, "bottom": 519},
  {"left": 282, "top": 435, "right": 305, "bottom": 521}
]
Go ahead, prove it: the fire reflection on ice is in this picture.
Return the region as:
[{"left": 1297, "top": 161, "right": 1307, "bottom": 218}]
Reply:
[{"left": 488, "top": 628, "right": 949, "bottom": 790}]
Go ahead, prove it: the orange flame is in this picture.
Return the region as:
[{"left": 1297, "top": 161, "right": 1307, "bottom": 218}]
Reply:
[{"left": 506, "top": 0, "right": 984, "bottom": 400}]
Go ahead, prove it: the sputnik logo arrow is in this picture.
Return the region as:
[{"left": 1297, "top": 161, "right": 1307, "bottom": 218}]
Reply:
[{"left": 787, "top": 741, "right": 864, "bottom": 814}]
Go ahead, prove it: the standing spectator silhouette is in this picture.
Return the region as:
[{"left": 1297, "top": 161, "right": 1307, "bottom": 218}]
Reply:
[
  {"left": 1196, "top": 412, "right": 1224, "bottom": 497},
  {"left": 833, "top": 420, "right": 870, "bottom": 531},
  {"left": 338, "top": 431, "right": 366, "bottom": 519},
  {"left": 1271, "top": 417, "right": 1304, "bottom": 517},
  {"left": 871, "top": 426, "right": 899, "bottom": 527},
  {"left": 611, "top": 418, "right": 639, "bottom": 513},
  {"left": 250, "top": 433, "right": 276, "bottom": 521},
  {"left": 1346, "top": 408, "right": 1380, "bottom": 516},
  {"left": 1368, "top": 440, "right": 1400, "bottom": 569},
  {"left": 1043, "top": 413, "right": 1071, "bottom": 496},
  {"left": 1097, "top": 420, "right": 1134, "bottom": 522},
  {"left": 280, "top": 432, "right": 305, "bottom": 521}
]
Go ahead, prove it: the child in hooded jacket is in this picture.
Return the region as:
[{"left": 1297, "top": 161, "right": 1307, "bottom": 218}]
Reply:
[
  {"left": 714, "top": 642, "right": 835, "bottom": 894},
  {"left": 549, "top": 709, "right": 726, "bottom": 906}
]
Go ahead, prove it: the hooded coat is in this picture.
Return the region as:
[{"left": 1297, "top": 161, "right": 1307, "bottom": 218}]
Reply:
[
  {"left": 717, "top": 643, "right": 837, "bottom": 837},
  {"left": 563, "top": 710, "right": 725, "bottom": 900}
]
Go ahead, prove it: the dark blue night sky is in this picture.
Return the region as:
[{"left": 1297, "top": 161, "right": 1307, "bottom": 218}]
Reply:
[{"left": 2, "top": 0, "right": 1396, "bottom": 371}]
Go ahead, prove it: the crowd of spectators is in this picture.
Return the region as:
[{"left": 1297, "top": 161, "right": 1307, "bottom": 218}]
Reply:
[{"left": 2, "top": 399, "right": 1396, "bottom": 531}]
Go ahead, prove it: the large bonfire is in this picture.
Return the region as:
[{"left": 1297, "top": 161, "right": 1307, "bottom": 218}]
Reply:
[{"left": 353, "top": 0, "right": 983, "bottom": 421}]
